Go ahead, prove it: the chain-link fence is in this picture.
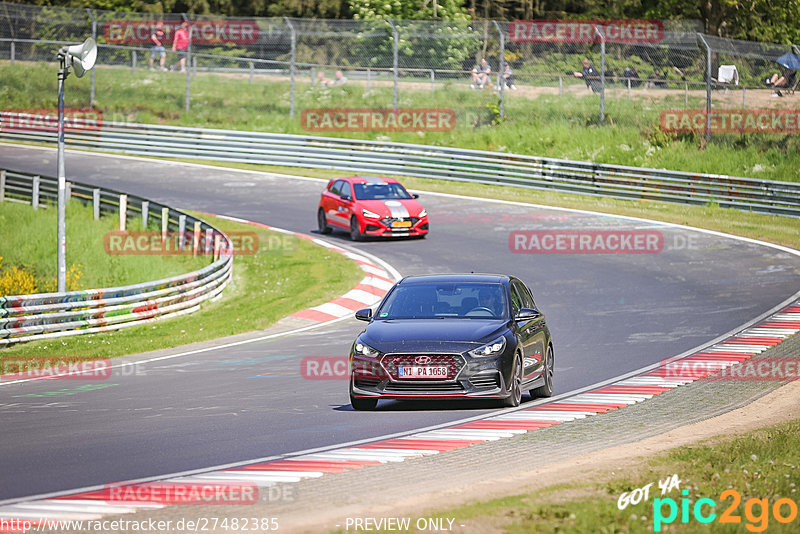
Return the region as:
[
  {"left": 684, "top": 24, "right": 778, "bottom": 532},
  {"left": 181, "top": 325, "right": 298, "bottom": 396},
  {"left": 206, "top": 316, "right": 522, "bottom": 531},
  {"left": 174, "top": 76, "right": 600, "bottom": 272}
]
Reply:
[{"left": 1, "top": 2, "right": 799, "bottom": 146}]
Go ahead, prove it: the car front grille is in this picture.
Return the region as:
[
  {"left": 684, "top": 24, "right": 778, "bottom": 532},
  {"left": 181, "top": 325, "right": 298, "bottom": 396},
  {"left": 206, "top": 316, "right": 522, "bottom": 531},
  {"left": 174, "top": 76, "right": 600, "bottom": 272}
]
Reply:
[
  {"left": 381, "top": 353, "right": 465, "bottom": 381},
  {"left": 380, "top": 217, "right": 420, "bottom": 231},
  {"left": 469, "top": 373, "right": 501, "bottom": 390}
]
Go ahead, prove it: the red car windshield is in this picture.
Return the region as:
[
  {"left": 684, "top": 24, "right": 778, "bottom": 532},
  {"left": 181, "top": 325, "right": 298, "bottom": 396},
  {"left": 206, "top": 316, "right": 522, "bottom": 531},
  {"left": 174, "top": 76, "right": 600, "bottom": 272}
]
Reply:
[{"left": 353, "top": 182, "right": 412, "bottom": 200}]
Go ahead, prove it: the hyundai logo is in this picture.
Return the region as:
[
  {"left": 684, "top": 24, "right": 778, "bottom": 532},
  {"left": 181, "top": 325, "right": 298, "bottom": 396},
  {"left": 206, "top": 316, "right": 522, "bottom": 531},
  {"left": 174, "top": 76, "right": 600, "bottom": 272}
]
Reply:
[{"left": 414, "top": 356, "right": 432, "bottom": 364}]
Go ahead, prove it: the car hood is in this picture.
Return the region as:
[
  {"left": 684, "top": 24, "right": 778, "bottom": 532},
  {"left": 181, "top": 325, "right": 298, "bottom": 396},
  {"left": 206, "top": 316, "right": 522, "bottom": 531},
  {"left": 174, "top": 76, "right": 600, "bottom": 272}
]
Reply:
[
  {"left": 362, "top": 319, "right": 506, "bottom": 353},
  {"left": 358, "top": 199, "right": 425, "bottom": 219}
]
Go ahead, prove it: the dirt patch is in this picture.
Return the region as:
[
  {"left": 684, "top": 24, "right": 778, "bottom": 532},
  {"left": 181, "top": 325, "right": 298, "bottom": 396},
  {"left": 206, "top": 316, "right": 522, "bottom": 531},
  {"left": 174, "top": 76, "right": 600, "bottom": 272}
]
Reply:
[{"left": 281, "top": 378, "right": 800, "bottom": 533}]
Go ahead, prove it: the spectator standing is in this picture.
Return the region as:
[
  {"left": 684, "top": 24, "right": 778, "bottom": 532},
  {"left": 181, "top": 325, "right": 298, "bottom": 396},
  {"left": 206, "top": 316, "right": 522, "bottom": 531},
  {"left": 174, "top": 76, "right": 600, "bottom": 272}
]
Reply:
[
  {"left": 172, "top": 21, "right": 189, "bottom": 73},
  {"left": 573, "top": 58, "right": 601, "bottom": 93},
  {"left": 471, "top": 58, "right": 492, "bottom": 89},
  {"left": 149, "top": 21, "right": 167, "bottom": 71}
]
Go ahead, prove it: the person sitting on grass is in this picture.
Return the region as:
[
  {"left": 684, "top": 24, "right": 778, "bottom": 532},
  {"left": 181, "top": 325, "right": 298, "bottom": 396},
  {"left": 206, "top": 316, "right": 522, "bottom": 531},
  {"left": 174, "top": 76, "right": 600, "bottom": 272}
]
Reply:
[
  {"left": 332, "top": 70, "right": 348, "bottom": 86},
  {"left": 471, "top": 58, "right": 492, "bottom": 89},
  {"left": 501, "top": 62, "right": 517, "bottom": 90}
]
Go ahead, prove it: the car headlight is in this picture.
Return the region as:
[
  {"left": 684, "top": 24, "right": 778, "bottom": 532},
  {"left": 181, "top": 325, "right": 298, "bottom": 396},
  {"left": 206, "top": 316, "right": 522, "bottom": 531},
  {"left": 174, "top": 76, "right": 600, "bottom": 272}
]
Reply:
[
  {"left": 470, "top": 336, "right": 506, "bottom": 357},
  {"left": 354, "top": 339, "right": 381, "bottom": 358},
  {"left": 362, "top": 209, "right": 381, "bottom": 219},
  {"left": 418, "top": 209, "right": 427, "bottom": 218}
]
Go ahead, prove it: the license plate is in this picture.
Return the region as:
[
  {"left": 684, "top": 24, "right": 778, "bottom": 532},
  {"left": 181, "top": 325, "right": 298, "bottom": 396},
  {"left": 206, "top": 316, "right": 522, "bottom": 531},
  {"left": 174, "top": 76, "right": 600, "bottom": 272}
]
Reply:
[
  {"left": 398, "top": 365, "right": 449, "bottom": 379},
  {"left": 392, "top": 220, "right": 412, "bottom": 228}
]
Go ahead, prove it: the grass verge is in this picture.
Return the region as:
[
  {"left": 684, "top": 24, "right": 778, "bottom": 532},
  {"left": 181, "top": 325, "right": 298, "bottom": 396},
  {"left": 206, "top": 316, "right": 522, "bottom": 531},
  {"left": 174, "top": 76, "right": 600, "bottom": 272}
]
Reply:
[
  {"left": 0, "top": 199, "right": 206, "bottom": 292},
  {"left": 0, "top": 210, "right": 363, "bottom": 360},
  {"left": 2, "top": 62, "right": 799, "bottom": 182},
  {"left": 422, "top": 418, "right": 800, "bottom": 533}
]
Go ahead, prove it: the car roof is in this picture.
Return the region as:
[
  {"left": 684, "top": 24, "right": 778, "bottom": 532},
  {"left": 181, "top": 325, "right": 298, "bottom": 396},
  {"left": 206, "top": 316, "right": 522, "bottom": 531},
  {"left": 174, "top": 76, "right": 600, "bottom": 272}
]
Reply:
[
  {"left": 398, "top": 274, "right": 512, "bottom": 285},
  {"left": 341, "top": 175, "right": 401, "bottom": 185}
]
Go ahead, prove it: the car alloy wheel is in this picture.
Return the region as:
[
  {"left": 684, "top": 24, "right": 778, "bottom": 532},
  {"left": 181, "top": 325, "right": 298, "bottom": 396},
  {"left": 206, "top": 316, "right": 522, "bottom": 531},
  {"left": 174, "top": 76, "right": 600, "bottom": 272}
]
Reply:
[
  {"left": 531, "top": 345, "right": 554, "bottom": 398},
  {"left": 502, "top": 353, "right": 523, "bottom": 407},
  {"left": 350, "top": 216, "right": 363, "bottom": 241},
  {"left": 318, "top": 209, "right": 331, "bottom": 234}
]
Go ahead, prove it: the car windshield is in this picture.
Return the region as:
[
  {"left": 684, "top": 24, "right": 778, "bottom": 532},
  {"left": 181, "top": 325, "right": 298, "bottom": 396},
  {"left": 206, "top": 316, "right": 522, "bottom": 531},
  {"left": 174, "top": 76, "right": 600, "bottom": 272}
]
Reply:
[
  {"left": 376, "top": 283, "right": 507, "bottom": 320},
  {"left": 353, "top": 182, "right": 412, "bottom": 200}
]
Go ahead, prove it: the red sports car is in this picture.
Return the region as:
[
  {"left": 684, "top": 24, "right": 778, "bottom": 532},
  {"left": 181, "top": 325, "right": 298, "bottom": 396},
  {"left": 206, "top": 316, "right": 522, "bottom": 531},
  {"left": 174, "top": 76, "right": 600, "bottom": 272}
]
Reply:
[{"left": 317, "top": 176, "right": 429, "bottom": 240}]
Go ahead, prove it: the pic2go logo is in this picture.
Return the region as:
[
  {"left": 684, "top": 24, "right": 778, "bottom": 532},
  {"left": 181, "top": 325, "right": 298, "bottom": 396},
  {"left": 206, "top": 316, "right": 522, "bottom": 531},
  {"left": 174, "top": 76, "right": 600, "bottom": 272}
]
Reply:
[{"left": 653, "top": 489, "right": 799, "bottom": 532}]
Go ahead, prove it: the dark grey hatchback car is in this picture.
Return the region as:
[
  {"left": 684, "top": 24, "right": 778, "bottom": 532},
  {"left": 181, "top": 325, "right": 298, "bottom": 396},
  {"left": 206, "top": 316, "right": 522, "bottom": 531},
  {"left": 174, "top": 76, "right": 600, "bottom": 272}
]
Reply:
[{"left": 349, "top": 274, "right": 554, "bottom": 410}]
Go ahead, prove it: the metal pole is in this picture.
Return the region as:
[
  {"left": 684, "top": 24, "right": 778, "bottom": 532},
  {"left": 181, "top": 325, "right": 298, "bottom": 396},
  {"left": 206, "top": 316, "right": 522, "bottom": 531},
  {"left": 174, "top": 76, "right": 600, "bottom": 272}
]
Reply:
[
  {"left": 285, "top": 18, "right": 296, "bottom": 119},
  {"left": 87, "top": 9, "right": 96, "bottom": 107},
  {"left": 699, "top": 34, "right": 712, "bottom": 143},
  {"left": 742, "top": 86, "right": 746, "bottom": 108},
  {"left": 431, "top": 70, "right": 434, "bottom": 91},
  {"left": 367, "top": 67, "right": 371, "bottom": 91},
  {"left": 185, "top": 15, "right": 191, "bottom": 113},
  {"left": 388, "top": 19, "right": 398, "bottom": 111},
  {"left": 595, "top": 25, "right": 605, "bottom": 124},
  {"left": 57, "top": 54, "right": 68, "bottom": 293},
  {"left": 493, "top": 21, "right": 505, "bottom": 120},
  {"left": 132, "top": 50, "right": 136, "bottom": 73},
  {"left": 10, "top": 40, "right": 13, "bottom": 65}
]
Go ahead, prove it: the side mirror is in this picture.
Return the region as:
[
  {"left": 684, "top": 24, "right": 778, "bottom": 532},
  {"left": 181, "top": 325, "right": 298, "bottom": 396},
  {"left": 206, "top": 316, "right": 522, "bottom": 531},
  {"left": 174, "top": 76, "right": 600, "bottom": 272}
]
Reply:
[
  {"left": 355, "top": 308, "right": 373, "bottom": 321},
  {"left": 341, "top": 194, "right": 353, "bottom": 202},
  {"left": 515, "top": 307, "right": 540, "bottom": 321},
  {"left": 412, "top": 193, "right": 419, "bottom": 199}
]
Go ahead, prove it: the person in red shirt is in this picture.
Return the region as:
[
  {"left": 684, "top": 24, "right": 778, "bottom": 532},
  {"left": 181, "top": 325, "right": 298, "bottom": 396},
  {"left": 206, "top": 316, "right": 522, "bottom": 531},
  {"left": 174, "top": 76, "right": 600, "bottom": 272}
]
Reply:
[
  {"left": 172, "top": 21, "right": 189, "bottom": 73},
  {"left": 149, "top": 21, "right": 166, "bottom": 71}
]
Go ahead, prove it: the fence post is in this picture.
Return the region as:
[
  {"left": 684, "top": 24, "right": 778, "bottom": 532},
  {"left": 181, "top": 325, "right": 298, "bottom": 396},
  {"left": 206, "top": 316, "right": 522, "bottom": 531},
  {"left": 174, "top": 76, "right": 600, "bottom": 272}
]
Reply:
[
  {"left": 493, "top": 20, "right": 505, "bottom": 120},
  {"left": 249, "top": 61, "right": 254, "bottom": 84},
  {"left": 141, "top": 200, "right": 149, "bottom": 229},
  {"left": 685, "top": 82, "right": 688, "bottom": 105},
  {"left": 742, "top": 86, "right": 746, "bottom": 108},
  {"left": 0, "top": 170, "right": 5, "bottom": 201},
  {"left": 366, "top": 67, "right": 371, "bottom": 91},
  {"left": 178, "top": 214, "right": 186, "bottom": 249},
  {"left": 192, "top": 221, "right": 201, "bottom": 256},
  {"left": 161, "top": 207, "right": 169, "bottom": 242},
  {"left": 119, "top": 194, "right": 127, "bottom": 231},
  {"left": 285, "top": 17, "right": 297, "bottom": 119},
  {"left": 595, "top": 25, "right": 605, "bottom": 124},
  {"left": 698, "top": 34, "right": 712, "bottom": 143},
  {"left": 32, "top": 175, "right": 40, "bottom": 210},
  {"left": 430, "top": 70, "right": 435, "bottom": 91},
  {"left": 388, "top": 19, "right": 399, "bottom": 111},
  {"left": 627, "top": 78, "right": 631, "bottom": 100},
  {"left": 87, "top": 9, "right": 97, "bottom": 107},
  {"left": 93, "top": 188, "right": 100, "bottom": 220},
  {"left": 184, "top": 14, "right": 191, "bottom": 113},
  {"left": 559, "top": 75, "right": 562, "bottom": 96},
  {"left": 10, "top": 40, "right": 14, "bottom": 65},
  {"left": 132, "top": 50, "right": 137, "bottom": 73}
]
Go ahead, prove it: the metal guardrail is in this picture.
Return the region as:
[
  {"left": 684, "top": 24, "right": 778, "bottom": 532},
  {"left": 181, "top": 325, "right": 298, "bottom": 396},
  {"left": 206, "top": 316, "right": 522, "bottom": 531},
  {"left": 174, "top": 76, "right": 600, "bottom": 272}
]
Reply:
[
  {"left": 0, "top": 169, "right": 234, "bottom": 344},
  {"left": 1, "top": 120, "right": 799, "bottom": 217}
]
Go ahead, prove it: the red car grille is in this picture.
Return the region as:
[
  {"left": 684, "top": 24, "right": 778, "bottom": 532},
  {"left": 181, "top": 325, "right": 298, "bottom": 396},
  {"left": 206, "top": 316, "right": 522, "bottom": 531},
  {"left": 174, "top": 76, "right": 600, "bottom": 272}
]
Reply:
[{"left": 381, "top": 354, "right": 464, "bottom": 381}]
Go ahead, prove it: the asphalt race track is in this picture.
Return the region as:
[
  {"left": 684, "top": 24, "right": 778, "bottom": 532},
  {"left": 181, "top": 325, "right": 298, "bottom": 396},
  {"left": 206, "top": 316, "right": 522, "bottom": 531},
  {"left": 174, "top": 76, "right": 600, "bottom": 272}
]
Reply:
[{"left": 2, "top": 144, "right": 800, "bottom": 502}]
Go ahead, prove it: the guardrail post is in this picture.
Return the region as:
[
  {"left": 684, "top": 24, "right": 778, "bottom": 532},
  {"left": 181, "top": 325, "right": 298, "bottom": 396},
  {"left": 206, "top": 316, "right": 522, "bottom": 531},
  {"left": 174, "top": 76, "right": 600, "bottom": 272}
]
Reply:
[
  {"left": 204, "top": 228, "right": 213, "bottom": 255},
  {"left": 119, "top": 194, "right": 127, "bottom": 231},
  {"left": 0, "top": 170, "right": 5, "bottom": 201},
  {"left": 93, "top": 188, "right": 100, "bottom": 219},
  {"left": 213, "top": 234, "right": 221, "bottom": 261},
  {"left": 161, "top": 207, "right": 169, "bottom": 241},
  {"left": 141, "top": 200, "right": 149, "bottom": 229},
  {"left": 178, "top": 214, "right": 186, "bottom": 249},
  {"left": 132, "top": 50, "right": 137, "bottom": 74},
  {"left": 32, "top": 175, "right": 40, "bottom": 210},
  {"left": 65, "top": 181, "right": 72, "bottom": 202},
  {"left": 192, "top": 221, "right": 201, "bottom": 256}
]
